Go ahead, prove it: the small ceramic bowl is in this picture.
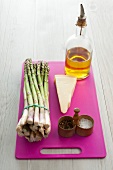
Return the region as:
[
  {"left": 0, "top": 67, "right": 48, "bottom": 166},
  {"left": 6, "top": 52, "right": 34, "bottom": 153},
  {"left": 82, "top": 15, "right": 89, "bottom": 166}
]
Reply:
[
  {"left": 76, "top": 115, "right": 94, "bottom": 137},
  {"left": 58, "top": 116, "right": 76, "bottom": 138}
]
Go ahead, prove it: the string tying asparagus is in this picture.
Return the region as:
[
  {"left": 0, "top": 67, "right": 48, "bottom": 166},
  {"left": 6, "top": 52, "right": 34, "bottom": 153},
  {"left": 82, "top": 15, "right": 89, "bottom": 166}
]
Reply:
[{"left": 16, "top": 59, "right": 51, "bottom": 142}]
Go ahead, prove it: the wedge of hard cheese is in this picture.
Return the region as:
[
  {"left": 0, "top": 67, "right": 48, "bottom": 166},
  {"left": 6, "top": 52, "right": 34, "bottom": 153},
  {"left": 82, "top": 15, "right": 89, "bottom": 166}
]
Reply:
[{"left": 55, "top": 75, "right": 77, "bottom": 113}]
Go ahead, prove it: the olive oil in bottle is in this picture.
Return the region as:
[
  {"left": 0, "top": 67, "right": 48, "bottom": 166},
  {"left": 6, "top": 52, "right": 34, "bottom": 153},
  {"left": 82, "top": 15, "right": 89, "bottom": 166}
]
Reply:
[{"left": 65, "top": 47, "right": 92, "bottom": 79}]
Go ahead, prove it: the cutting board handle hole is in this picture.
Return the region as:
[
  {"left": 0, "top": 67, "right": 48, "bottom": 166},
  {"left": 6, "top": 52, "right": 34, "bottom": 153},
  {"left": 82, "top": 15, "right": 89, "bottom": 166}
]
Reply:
[{"left": 41, "top": 148, "right": 81, "bottom": 154}]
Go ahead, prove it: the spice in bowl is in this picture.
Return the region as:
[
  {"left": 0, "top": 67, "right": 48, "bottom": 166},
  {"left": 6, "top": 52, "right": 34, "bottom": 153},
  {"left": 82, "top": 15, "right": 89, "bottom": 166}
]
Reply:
[
  {"left": 76, "top": 115, "right": 94, "bottom": 137},
  {"left": 78, "top": 118, "right": 93, "bottom": 129},
  {"left": 58, "top": 116, "right": 76, "bottom": 138},
  {"left": 59, "top": 119, "right": 74, "bottom": 129}
]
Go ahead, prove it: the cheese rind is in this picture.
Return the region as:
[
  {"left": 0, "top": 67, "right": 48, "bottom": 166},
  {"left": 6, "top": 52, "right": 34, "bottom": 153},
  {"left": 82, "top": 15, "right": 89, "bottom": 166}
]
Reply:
[{"left": 55, "top": 75, "right": 77, "bottom": 113}]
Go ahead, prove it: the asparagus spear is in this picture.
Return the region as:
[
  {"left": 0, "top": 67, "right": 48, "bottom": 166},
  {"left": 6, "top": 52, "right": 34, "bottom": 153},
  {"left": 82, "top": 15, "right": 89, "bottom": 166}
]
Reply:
[
  {"left": 16, "top": 118, "right": 24, "bottom": 136},
  {"left": 40, "top": 61, "right": 45, "bottom": 85},
  {"left": 24, "top": 63, "right": 34, "bottom": 124},
  {"left": 30, "top": 125, "right": 38, "bottom": 131},
  {"left": 33, "top": 63, "right": 37, "bottom": 76},
  {"left": 29, "top": 131, "right": 35, "bottom": 142},
  {"left": 44, "top": 63, "right": 49, "bottom": 108},
  {"left": 44, "top": 126, "right": 51, "bottom": 138},
  {"left": 37, "top": 62, "right": 45, "bottom": 102},
  {"left": 25, "top": 59, "right": 40, "bottom": 126},
  {"left": 25, "top": 136, "right": 30, "bottom": 142},
  {"left": 43, "top": 63, "right": 51, "bottom": 134},
  {"left": 22, "top": 124, "right": 31, "bottom": 136},
  {"left": 35, "top": 131, "right": 43, "bottom": 141},
  {"left": 16, "top": 84, "right": 28, "bottom": 134},
  {"left": 20, "top": 85, "right": 29, "bottom": 125}
]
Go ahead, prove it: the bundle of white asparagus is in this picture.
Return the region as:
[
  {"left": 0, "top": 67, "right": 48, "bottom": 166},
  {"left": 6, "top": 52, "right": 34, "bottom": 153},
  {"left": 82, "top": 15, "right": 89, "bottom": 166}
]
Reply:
[{"left": 16, "top": 59, "right": 51, "bottom": 142}]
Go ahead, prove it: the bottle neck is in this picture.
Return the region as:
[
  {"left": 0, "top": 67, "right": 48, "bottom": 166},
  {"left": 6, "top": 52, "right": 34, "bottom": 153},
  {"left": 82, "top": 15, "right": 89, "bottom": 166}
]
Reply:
[{"left": 76, "top": 25, "right": 86, "bottom": 36}]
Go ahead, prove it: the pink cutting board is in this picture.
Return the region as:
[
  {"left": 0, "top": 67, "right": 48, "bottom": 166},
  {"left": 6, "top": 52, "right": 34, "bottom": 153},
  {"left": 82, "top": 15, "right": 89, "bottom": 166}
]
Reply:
[{"left": 15, "top": 61, "right": 106, "bottom": 159}]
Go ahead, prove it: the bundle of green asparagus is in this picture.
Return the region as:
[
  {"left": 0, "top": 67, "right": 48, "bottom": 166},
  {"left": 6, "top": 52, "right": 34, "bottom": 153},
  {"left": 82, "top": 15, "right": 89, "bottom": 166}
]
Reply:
[{"left": 16, "top": 59, "right": 51, "bottom": 142}]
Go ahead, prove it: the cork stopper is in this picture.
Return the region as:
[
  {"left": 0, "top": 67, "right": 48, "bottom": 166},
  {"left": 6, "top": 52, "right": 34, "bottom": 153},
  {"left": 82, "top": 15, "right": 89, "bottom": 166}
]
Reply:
[{"left": 76, "top": 4, "right": 87, "bottom": 27}]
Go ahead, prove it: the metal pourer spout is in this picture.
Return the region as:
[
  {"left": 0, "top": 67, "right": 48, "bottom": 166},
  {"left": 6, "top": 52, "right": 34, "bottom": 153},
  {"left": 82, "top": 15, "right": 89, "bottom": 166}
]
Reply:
[
  {"left": 76, "top": 4, "right": 87, "bottom": 27},
  {"left": 80, "top": 4, "right": 85, "bottom": 18}
]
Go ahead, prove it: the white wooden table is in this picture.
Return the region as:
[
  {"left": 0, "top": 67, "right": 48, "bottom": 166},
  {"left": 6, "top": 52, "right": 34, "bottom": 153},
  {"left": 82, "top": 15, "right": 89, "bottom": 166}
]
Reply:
[{"left": 0, "top": 0, "right": 113, "bottom": 169}]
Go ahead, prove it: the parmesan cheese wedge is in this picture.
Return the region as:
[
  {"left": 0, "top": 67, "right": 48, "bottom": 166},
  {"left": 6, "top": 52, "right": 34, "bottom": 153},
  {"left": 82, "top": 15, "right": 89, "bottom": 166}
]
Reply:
[{"left": 55, "top": 75, "right": 77, "bottom": 113}]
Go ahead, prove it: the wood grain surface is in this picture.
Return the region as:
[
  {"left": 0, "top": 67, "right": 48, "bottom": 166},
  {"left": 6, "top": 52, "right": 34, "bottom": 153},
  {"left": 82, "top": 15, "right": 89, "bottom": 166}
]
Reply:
[{"left": 0, "top": 0, "right": 113, "bottom": 169}]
